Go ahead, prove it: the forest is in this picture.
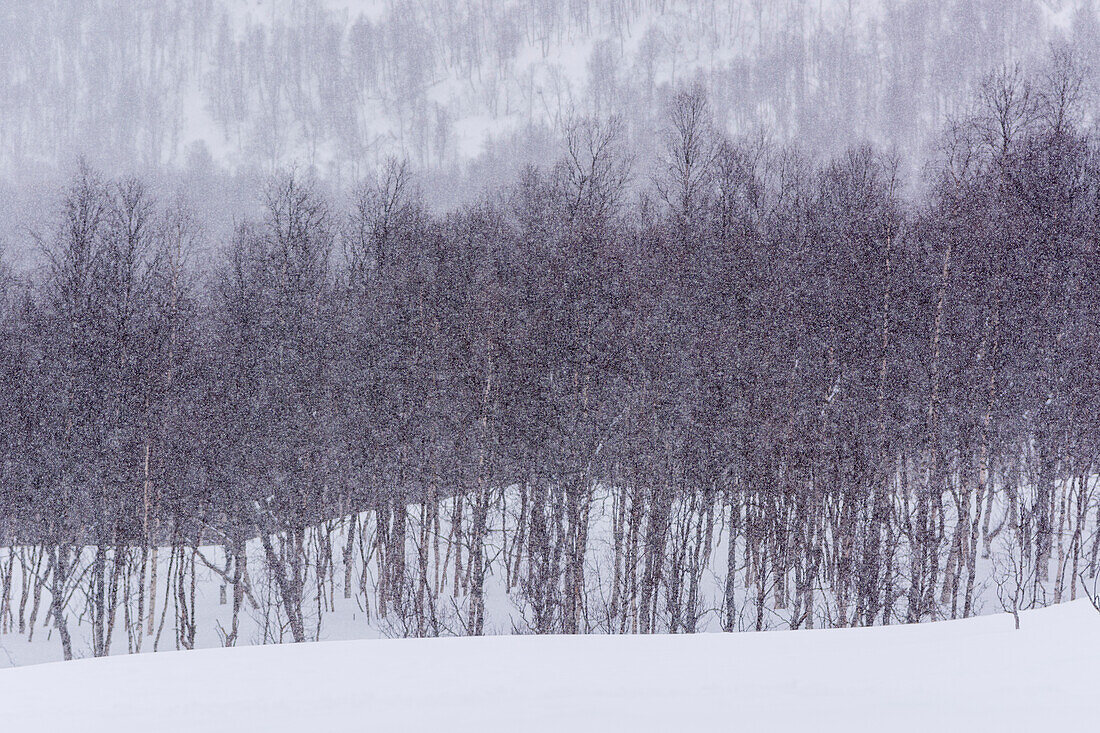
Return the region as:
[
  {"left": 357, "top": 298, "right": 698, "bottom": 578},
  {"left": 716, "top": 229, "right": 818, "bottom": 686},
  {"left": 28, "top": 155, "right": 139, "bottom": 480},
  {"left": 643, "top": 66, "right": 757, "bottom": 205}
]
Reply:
[{"left": 0, "top": 50, "right": 1099, "bottom": 660}]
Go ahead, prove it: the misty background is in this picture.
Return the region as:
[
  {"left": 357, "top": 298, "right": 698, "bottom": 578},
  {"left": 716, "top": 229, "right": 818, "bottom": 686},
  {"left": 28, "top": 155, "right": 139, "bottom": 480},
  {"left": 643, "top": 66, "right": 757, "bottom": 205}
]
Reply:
[{"left": 0, "top": 0, "right": 1097, "bottom": 268}]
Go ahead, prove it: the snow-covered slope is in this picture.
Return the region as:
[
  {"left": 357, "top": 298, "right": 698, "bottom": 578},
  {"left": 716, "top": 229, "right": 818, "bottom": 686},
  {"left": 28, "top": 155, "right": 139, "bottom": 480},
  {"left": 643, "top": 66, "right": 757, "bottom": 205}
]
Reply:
[
  {"left": 0, "top": 0, "right": 1083, "bottom": 178},
  {"left": 2, "top": 600, "right": 1097, "bottom": 732}
]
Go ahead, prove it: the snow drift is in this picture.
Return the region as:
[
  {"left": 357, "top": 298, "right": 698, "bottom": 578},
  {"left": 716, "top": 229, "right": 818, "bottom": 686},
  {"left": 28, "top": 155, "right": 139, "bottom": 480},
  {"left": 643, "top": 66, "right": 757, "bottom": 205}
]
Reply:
[{"left": 2, "top": 599, "right": 1097, "bottom": 732}]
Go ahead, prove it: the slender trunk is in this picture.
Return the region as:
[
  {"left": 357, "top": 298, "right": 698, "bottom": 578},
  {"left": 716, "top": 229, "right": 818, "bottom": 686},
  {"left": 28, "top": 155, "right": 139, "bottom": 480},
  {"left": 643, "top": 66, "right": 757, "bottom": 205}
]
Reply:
[
  {"left": 724, "top": 484, "right": 739, "bottom": 631},
  {"left": 49, "top": 545, "right": 73, "bottom": 661}
]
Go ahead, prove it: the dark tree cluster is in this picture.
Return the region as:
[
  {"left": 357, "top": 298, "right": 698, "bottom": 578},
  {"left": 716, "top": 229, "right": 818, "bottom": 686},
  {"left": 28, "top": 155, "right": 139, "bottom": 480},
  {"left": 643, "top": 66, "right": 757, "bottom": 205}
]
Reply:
[{"left": 1, "top": 57, "right": 1100, "bottom": 658}]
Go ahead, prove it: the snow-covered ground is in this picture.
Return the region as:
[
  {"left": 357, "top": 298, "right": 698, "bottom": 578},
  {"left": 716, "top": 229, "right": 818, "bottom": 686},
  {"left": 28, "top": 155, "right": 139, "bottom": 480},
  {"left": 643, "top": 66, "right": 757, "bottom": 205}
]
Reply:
[{"left": 1, "top": 599, "right": 1096, "bottom": 732}]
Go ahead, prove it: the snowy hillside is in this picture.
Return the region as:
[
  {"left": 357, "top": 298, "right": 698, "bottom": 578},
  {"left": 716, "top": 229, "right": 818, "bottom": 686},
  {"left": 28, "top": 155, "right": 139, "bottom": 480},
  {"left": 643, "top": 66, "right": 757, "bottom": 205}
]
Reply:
[
  {"left": 5, "top": 4, "right": 1100, "bottom": 731},
  {"left": 2, "top": 599, "right": 1097, "bottom": 732},
  {"left": 0, "top": 0, "right": 1092, "bottom": 178}
]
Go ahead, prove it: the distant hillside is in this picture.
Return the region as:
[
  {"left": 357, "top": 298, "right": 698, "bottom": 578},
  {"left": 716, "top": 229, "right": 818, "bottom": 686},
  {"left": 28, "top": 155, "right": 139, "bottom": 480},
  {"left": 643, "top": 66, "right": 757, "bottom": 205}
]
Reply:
[{"left": 1, "top": 0, "right": 1094, "bottom": 182}]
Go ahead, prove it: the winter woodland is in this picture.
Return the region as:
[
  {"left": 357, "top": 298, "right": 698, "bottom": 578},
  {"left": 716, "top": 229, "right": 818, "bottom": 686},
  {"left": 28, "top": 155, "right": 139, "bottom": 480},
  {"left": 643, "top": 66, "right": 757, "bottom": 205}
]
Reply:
[{"left": 0, "top": 1, "right": 1099, "bottom": 665}]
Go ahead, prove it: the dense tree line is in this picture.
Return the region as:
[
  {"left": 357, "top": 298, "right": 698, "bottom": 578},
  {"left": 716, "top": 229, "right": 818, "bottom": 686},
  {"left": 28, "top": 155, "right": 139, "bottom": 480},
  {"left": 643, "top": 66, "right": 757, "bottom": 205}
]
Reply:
[{"left": 1, "top": 58, "right": 1100, "bottom": 659}]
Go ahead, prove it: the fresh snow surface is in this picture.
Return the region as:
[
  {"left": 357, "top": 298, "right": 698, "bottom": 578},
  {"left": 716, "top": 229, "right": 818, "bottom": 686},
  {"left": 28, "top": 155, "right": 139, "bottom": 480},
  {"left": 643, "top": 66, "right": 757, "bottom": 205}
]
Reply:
[{"left": 1, "top": 600, "right": 1097, "bottom": 732}]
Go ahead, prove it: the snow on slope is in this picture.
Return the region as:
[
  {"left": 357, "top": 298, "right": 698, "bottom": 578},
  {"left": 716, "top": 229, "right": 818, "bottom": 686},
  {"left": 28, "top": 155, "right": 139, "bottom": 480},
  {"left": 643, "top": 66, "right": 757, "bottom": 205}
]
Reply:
[
  {"left": 2, "top": 600, "right": 1097, "bottom": 732},
  {"left": 0, "top": 0, "right": 1071, "bottom": 178}
]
